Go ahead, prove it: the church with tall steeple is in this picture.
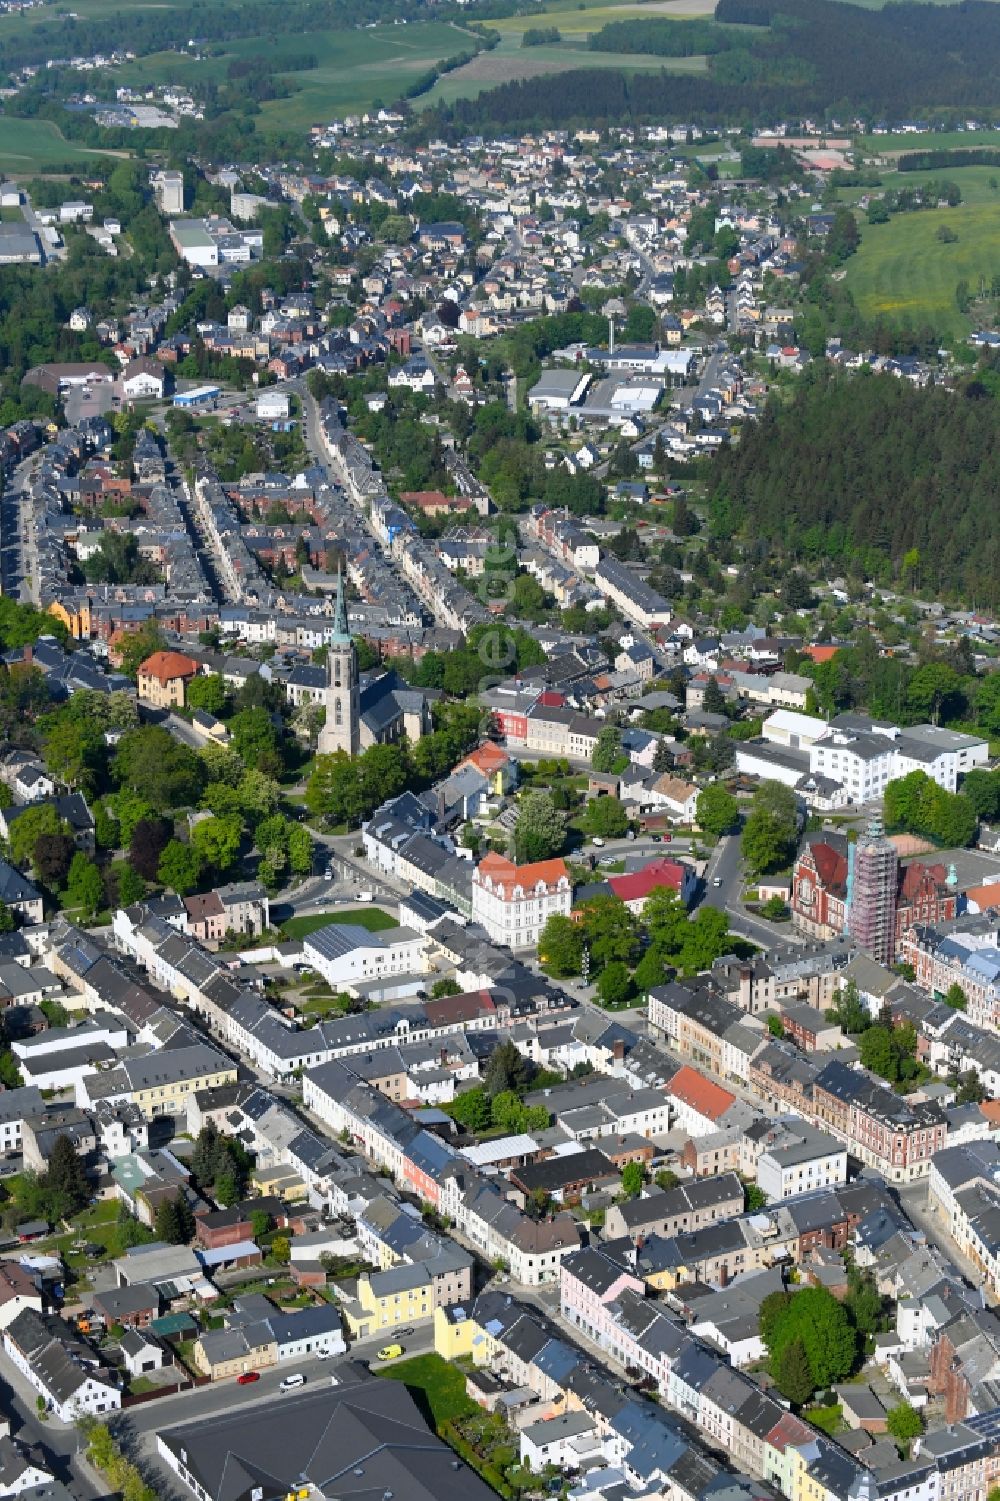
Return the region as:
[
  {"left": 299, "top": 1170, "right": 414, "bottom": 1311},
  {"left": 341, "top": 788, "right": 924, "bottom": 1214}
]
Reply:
[{"left": 317, "top": 566, "right": 360, "bottom": 758}]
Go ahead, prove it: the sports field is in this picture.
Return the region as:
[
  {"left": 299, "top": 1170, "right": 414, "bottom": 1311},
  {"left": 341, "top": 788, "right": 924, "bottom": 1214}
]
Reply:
[
  {"left": 843, "top": 167, "right": 1000, "bottom": 338},
  {"left": 0, "top": 117, "right": 116, "bottom": 173}
]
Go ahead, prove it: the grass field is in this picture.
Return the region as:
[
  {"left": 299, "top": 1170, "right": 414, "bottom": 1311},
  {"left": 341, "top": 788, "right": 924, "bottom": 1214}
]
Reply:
[
  {"left": 426, "top": 28, "right": 706, "bottom": 105},
  {"left": 115, "top": 19, "right": 473, "bottom": 127},
  {"left": 280, "top": 907, "right": 397, "bottom": 941},
  {"left": 0, "top": 117, "right": 115, "bottom": 173},
  {"left": 487, "top": 0, "right": 719, "bottom": 35},
  {"left": 857, "top": 129, "right": 1000, "bottom": 155},
  {"left": 843, "top": 167, "right": 1000, "bottom": 337}
]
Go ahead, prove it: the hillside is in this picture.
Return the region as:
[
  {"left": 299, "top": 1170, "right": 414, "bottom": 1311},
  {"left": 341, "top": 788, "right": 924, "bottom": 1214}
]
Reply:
[{"left": 707, "top": 367, "right": 1000, "bottom": 608}]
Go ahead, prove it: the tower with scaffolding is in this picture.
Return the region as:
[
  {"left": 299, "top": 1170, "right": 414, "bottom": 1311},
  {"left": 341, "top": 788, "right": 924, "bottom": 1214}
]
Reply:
[{"left": 846, "top": 814, "right": 899, "bottom": 966}]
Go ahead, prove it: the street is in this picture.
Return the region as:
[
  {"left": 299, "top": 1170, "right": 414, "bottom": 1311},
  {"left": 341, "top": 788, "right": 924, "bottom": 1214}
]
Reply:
[
  {"left": 698, "top": 830, "right": 803, "bottom": 950},
  {"left": 110, "top": 1323, "right": 437, "bottom": 1500},
  {"left": 0, "top": 1343, "right": 104, "bottom": 1501}
]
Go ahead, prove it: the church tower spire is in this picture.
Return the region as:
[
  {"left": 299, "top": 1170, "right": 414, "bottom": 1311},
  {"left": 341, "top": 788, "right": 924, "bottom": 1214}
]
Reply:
[{"left": 317, "top": 561, "right": 360, "bottom": 757}]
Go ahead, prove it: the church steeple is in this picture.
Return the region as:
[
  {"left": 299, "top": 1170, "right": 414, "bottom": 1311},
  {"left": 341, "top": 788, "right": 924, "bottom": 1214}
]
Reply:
[
  {"left": 317, "top": 561, "right": 360, "bottom": 758},
  {"left": 332, "top": 561, "right": 350, "bottom": 642}
]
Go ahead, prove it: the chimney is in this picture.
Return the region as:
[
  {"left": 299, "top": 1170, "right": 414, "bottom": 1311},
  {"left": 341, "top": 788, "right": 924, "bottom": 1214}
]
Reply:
[
  {"left": 22, "top": 645, "right": 31, "bottom": 666},
  {"left": 612, "top": 1039, "right": 625, "bottom": 1061}
]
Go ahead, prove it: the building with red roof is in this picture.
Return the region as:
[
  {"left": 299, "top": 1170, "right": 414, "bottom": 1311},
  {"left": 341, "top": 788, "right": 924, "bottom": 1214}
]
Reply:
[
  {"left": 574, "top": 857, "right": 696, "bottom": 915},
  {"left": 607, "top": 858, "right": 696, "bottom": 912},
  {"left": 792, "top": 830, "right": 958, "bottom": 959},
  {"left": 472, "top": 853, "right": 572, "bottom": 951},
  {"left": 456, "top": 742, "right": 516, "bottom": 795},
  {"left": 666, "top": 1065, "right": 737, "bottom": 1134},
  {"left": 136, "top": 650, "right": 201, "bottom": 709}
]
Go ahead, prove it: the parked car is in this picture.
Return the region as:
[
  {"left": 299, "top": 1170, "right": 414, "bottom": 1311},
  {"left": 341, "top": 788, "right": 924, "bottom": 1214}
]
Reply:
[
  {"left": 280, "top": 1373, "right": 306, "bottom": 1391},
  {"left": 237, "top": 1371, "right": 260, "bottom": 1385}
]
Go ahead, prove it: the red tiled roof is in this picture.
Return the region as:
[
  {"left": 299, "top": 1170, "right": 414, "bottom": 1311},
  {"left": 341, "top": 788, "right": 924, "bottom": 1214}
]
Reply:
[
  {"left": 424, "top": 989, "right": 496, "bottom": 1026},
  {"left": 667, "top": 1065, "right": 736, "bottom": 1122},
  {"left": 898, "top": 861, "right": 946, "bottom": 900},
  {"left": 803, "top": 645, "right": 840, "bottom": 663},
  {"left": 608, "top": 860, "right": 688, "bottom": 904},
  {"left": 475, "top": 853, "right": 569, "bottom": 894},
  {"left": 810, "top": 841, "right": 848, "bottom": 896},
  {"left": 137, "top": 650, "right": 200, "bottom": 684}
]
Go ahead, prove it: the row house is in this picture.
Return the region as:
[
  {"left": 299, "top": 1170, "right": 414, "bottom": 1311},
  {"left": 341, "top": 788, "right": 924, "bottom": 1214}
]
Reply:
[{"left": 811, "top": 1059, "right": 947, "bottom": 1184}]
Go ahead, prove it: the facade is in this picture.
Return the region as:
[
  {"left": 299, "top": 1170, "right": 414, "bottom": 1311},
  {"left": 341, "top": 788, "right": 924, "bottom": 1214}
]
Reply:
[
  {"left": 136, "top": 650, "right": 200, "bottom": 709},
  {"left": 756, "top": 1127, "right": 848, "bottom": 1202},
  {"left": 472, "top": 853, "right": 572, "bottom": 950},
  {"left": 792, "top": 830, "right": 959, "bottom": 960}
]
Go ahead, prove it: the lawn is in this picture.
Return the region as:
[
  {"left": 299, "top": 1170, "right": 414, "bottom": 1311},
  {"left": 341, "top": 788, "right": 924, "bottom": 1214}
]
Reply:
[
  {"left": 803, "top": 1403, "right": 844, "bottom": 1435},
  {"left": 380, "top": 1353, "right": 477, "bottom": 1427},
  {"left": 113, "top": 19, "right": 480, "bottom": 130},
  {"left": 0, "top": 117, "right": 117, "bottom": 174},
  {"left": 843, "top": 174, "right": 1000, "bottom": 338},
  {"left": 281, "top": 907, "right": 396, "bottom": 941}
]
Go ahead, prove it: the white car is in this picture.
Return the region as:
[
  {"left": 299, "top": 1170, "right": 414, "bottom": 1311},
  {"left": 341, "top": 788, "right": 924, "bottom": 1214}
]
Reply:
[{"left": 280, "top": 1373, "right": 306, "bottom": 1391}]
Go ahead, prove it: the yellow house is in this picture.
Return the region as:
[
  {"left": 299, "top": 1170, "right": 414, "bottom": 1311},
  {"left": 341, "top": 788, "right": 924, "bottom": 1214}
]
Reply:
[
  {"left": 48, "top": 596, "right": 91, "bottom": 640},
  {"left": 787, "top": 1437, "right": 829, "bottom": 1501},
  {"left": 434, "top": 1304, "right": 493, "bottom": 1365},
  {"left": 127, "top": 1049, "right": 237, "bottom": 1118},
  {"left": 343, "top": 1266, "right": 434, "bottom": 1340},
  {"left": 194, "top": 1329, "right": 276, "bottom": 1381},
  {"left": 251, "top": 1166, "right": 307, "bottom": 1202}
]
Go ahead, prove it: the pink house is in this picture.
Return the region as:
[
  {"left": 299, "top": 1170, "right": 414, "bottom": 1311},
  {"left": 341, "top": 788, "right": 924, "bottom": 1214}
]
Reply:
[{"left": 560, "top": 1246, "right": 645, "bottom": 1349}]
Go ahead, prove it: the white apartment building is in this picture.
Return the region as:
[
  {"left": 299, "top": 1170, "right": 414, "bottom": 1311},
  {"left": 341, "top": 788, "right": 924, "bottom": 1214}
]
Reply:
[
  {"left": 302, "top": 923, "right": 427, "bottom": 990},
  {"left": 756, "top": 1126, "right": 848, "bottom": 1202},
  {"left": 470, "top": 853, "right": 572, "bottom": 950},
  {"left": 809, "top": 718, "right": 987, "bottom": 802}
]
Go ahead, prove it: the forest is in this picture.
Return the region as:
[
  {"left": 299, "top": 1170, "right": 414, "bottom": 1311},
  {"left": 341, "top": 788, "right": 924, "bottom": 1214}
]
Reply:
[
  {"left": 587, "top": 19, "right": 732, "bottom": 56},
  {"left": 431, "top": 0, "right": 1000, "bottom": 133},
  {"left": 707, "top": 366, "right": 1000, "bottom": 608}
]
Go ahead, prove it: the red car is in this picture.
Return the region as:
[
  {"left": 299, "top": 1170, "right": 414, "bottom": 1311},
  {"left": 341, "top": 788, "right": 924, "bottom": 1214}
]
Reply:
[{"left": 237, "top": 1371, "right": 260, "bottom": 1385}]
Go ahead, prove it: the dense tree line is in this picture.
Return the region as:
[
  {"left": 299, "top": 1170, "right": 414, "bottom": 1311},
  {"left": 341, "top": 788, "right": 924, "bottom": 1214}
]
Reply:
[
  {"left": 898, "top": 148, "right": 1000, "bottom": 171},
  {"left": 587, "top": 19, "right": 733, "bottom": 56},
  {"left": 708, "top": 367, "right": 1000, "bottom": 608},
  {"left": 429, "top": 0, "right": 1000, "bottom": 134}
]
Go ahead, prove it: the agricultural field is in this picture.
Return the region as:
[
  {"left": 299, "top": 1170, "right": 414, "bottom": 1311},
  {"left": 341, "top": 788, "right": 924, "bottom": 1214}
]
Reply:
[
  {"left": 843, "top": 167, "right": 1000, "bottom": 338},
  {"left": 856, "top": 128, "right": 1000, "bottom": 155},
  {"left": 426, "top": 28, "right": 706, "bottom": 106},
  {"left": 486, "top": 0, "right": 719, "bottom": 36},
  {"left": 115, "top": 19, "right": 473, "bottom": 128},
  {"left": 0, "top": 117, "right": 117, "bottom": 173}
]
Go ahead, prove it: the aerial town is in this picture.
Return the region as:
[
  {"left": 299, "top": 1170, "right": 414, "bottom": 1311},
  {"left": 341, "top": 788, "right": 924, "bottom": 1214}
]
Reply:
[{"left": 0, "top": 1, "right": 1000, "bottom": 1500}]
